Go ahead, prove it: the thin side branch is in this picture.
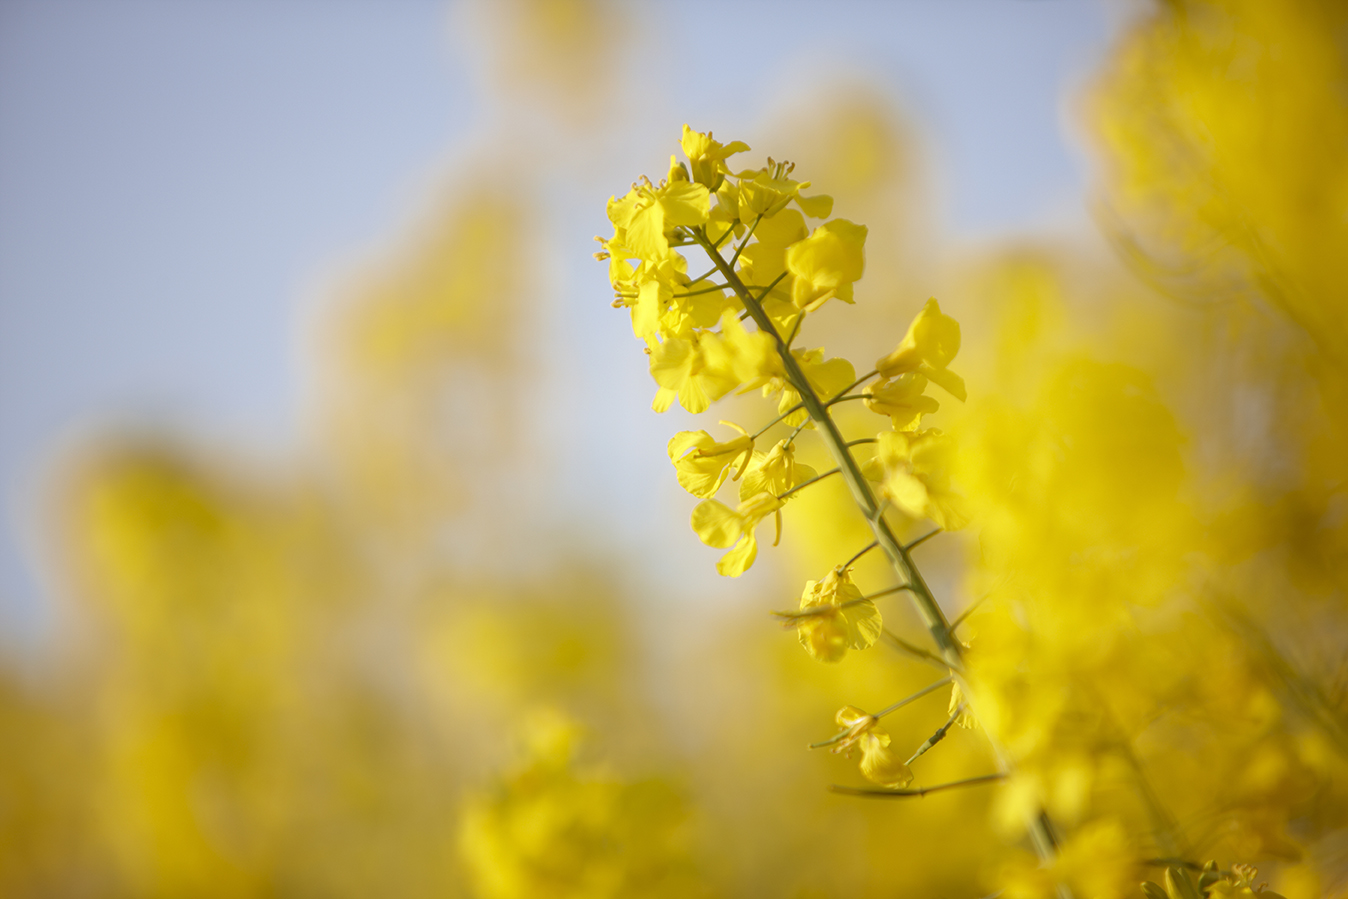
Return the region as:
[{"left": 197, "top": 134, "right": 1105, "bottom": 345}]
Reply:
[
  {"left": 950, "top": 595, "right": 987, "bottom": 633},
  {"left": 882, "top": 629, "right": 951, "bottom": 672},
  {"left": 842, "top": 541, "right": 879, "bottom": 570},
  {"left": 828, "top": 773, "right": 1005, "bottom": 798},
  {"left": 808, "top": 676, "right": 952, "bottom": 749},
  {"left": 904, "top": 528, "right": 941, "bottom": 552},
  {"left": 906, "top": 705, "right": 963, "bottom": 765},
  {"left": 777, "top": 468, "right": 841, "bottom": 501}
]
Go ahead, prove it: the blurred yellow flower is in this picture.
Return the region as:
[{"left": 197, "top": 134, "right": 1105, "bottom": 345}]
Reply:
[
  {"left": 872, "top": 428, "right": 966, "bottom": 529},
  {"left": 793, "top": 567, "right": 881, "bottom": 663},
  {"left": 831, "top": 706, "right": 913, "bottom": 787},
  {"left": 739, "top": 439, "right": 816, "bottom": 502}
]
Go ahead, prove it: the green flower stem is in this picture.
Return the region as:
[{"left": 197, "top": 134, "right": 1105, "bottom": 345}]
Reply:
[
  {"left": 881, "top": 630, "right": 951, "bottom": 671},
  {"left": 905, "top": 528, "right": 942, "bottom": 552},
  {"left": 693, "top": 227, "right": 960, "bottom": 662},
  {"left": 808, "top": 677, "right": 952, "bottom": 749},
  {"left": 827, "top": 772, "right": 1005, "bottom": 798},
  {"left": 692, "top": 225, "right": 1069, "bottom": 880},
  {"left": 842, "top": 540, "right": 879, "bottom": 569},
  {"left": 776, "top": 467, "right": 841, "bottom": 501},
  {"left": 875, "top": 676, "right": 955, "bottom": 719},
  {"left": 906, "top": 706, "right": 963, "bottom": 765}
]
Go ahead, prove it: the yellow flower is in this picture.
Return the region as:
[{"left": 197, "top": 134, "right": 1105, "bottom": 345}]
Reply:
[
  {"left": 736, "top": 208, "right": 808, "bottom": 295},
  {"left": 772, "top": 348, "right": 857, "bottom": 428},
  {"left": 625, "top": 261, "right": 677, "bottom": 341},
  {"left": 858, "top": 731, "right": 914, "bottom": 787},
  {"left": 948, "top": 680, "right": 976, "bottom": 729},
  {"left": 680, "top": 124, "right": 750, "bottom": 190},
  {"left": 862, "top": 372, "right": 940, "bottom": 430},
  {"left": 739, "top": 439, "right": 816, "bottom": 502},
  {"left": 832, "top": 704, "right": 881, "bottom": 753},
  {"left": 1205, "top": 864, "right": 1287, "bottom": 899},
  {"left": 667, "top": 423, "right": 754, "bottom": 498},
  {"left": 689, "top": 491, "right": 782, "bottom": 577},
  {"left": 658, "top": 278, "right": 725, "bottom": 339},
  {"left": 606, "top": 177, "right": 711, "bottom": 263},
  {"left": 735, "top": 163, "right": 833, "bottom": 223},
  {"left": 872, "top": 429, "right": 967, "bottom": 529},
  {"left": 785, "top": 219, "right": 867, "bottom": 310},
  {"left": 649, "top": 332, "right": 738, "bottom": 413},
  {"left": 793, "top": 567, "right": 881, "bottom": 663},
  {"left": 875, "top": 297, "right": 966, "bottom": 400},
  {"left": 831, "top": 706, "right": 913, "bottom": 786},
  {"left": 718, "top": 310, "right": 782, "bottom": 390}
]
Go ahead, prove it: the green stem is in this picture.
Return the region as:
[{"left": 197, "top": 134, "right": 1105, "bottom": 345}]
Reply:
[
  {"left": 808, "top": 677, "right": 952, "bottom": 749},
  {"left": 842, "top": 541, "right": 879, "bottom": 569},
  {"left": 828, "top": 772, "right": 1005, "bottom": 798},
  {"left": 777, "top": 468, "right": 840, "bottom": 501},
  {"left": 907, "top": 706, "right": 963, "bottom": 765},
  {"left": 882, "top": 629, "right": 950, "bottom": 671},
  {"left": 693, "top": 228, "right": 959, "bottom": 661},
  {"left": 692, "top": 225, "right": 1067, "bottom": 878},
  {"left": 905, "top": 528, "right": 941, "bottom": 552}
]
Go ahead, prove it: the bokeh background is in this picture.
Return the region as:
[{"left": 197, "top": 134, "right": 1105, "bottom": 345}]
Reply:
[
  {"left": 5, "top": 1, "right": 1347, "bottom": 897},
  {"left": 0, "top": 0, "right": 1116, "bottom": 635}
]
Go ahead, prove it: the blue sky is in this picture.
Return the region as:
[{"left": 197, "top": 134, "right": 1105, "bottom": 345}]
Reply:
[{"left": 0, "top": 0, "right": 1116, "bottom": 638}]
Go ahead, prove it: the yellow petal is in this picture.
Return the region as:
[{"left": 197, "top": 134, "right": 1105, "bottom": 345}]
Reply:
[
  {"left": 659, "top": 181, "right": 711, "bottom": 226},
  {"left": 716, "top": 532, "right": 758, "bottom": 576},
  {"left": 667, "top": 430, "right": 712, "bottom": 462},
  {"left": 785, "top": 219, "right": 868, "bottom": 308},
  {"left": 799, "top": 613, "right": 849, "bottom": 663},
  {"left": 690, "top": 500, "right": 743, "bottom": 548},
  {"left": 922, "top": 363, "right": 967, "bottom": 402},
  {"left": 860, "top": 733, "right": 913, "bottom": 787},
  {"left": 803, "top": 354, "right": 857, "bottom": 399},
  {"left": 876, "top": 298, "right": 961, "bottom": 377},
  {"left": 631, "top": 278, "right": 667, "bottom": 339},
  {"left": 841, "top": 599, "right": 882, "bottom": 650},
  {"left": 626, "top": 199, "right": 668, "bottom": 261},
  {"left": 651, "top": 387, "right": 676, "bottom": 413},
  {"left": 679, "top": 375, "right": 711, "bottom": 414},
  {"left": 795, "top": 192, "right": 834, "bottom": 218},
  {"left": 648, "top": 338, "right": 693, "bottom": 391}
]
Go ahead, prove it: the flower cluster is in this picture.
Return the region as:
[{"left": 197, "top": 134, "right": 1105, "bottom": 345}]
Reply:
[{"left": 598, "top": 126, "right": 976, "bottom": 794}]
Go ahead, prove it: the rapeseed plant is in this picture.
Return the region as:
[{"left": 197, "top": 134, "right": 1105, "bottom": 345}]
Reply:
[
  {"left": 599, "top": 55, "right": 1348, "bottom": 890},
  {"left": 3, "top": 1, "right": 1348, "bottom": 896}
]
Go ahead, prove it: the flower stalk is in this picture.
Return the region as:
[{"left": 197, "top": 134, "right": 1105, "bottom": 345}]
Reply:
[
  {"left": 692, "top": 228, "right": 964, "bottom": 666},
  {"left": 691, "top": 222, "right": 1068, "bottom": 873}
]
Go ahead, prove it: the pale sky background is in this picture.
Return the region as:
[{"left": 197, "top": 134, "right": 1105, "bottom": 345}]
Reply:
[{"left": 0, "top": 0, "right": 1119, "bottom": 641}]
